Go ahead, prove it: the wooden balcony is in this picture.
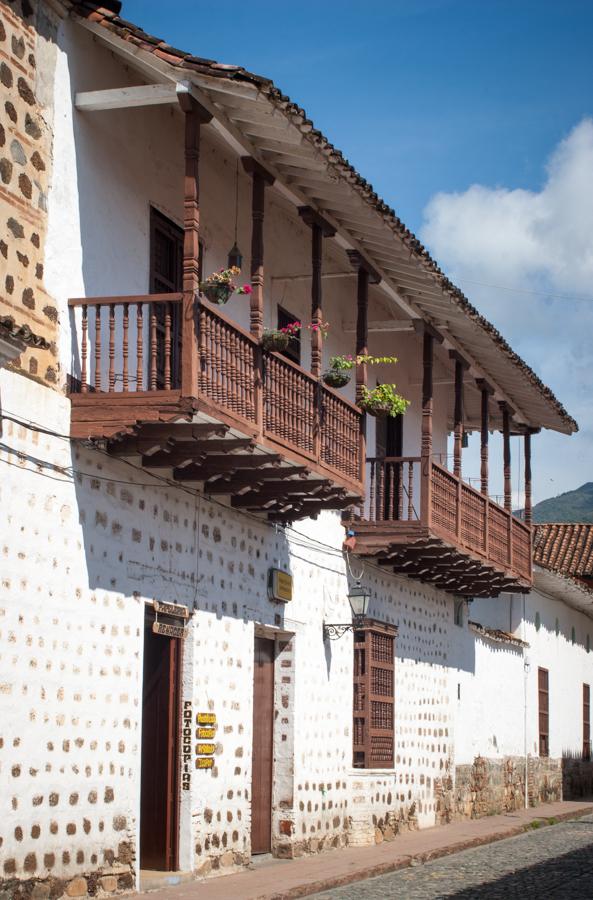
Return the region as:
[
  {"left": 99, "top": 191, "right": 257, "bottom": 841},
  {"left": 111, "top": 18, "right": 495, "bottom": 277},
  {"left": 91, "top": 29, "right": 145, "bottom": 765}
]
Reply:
[
  {"left": 349, "top": 457, "right": 532, "bottom": 597},
  {"left": 68, "top": 294, "right": 363, "bottom": 519}
]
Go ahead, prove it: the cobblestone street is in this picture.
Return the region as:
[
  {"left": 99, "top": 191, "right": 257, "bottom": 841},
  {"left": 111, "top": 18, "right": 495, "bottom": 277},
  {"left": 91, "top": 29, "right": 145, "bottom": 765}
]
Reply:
[{"left": 313, "top": 814, "right": 593, "bottom": 899}]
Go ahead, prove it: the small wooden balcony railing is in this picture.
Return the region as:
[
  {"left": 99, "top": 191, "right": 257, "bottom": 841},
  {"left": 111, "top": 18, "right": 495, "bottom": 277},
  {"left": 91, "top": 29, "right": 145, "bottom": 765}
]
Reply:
[
  {"left": 68, "top": 293, "right": 363, "bottom": 515},
  {"left": 351, "top": 456, "right": 532, "bottom": 596}
]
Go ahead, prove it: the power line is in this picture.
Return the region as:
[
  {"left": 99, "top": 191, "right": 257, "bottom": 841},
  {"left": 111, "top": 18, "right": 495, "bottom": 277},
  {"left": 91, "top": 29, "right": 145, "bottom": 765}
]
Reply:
[{"left": 460, "top": 278, "right": 593, "bottom": 305}]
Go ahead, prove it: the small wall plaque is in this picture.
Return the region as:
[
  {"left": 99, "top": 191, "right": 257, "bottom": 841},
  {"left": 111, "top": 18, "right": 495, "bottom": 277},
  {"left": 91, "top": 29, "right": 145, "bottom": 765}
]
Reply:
[
  {"left": 268, "top": 568, "right": 293, "bottom": 603},
  {"left": 196, "top": 757, "right": 214, "bottom": 770}
]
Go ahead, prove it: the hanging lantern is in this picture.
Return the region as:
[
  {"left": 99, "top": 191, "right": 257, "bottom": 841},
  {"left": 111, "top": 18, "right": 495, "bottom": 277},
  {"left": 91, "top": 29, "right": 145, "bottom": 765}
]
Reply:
[
  {"left": 462, "top": 431, "right": 469, "bottom": 449},
  {"left": 227, "top": 159, "right": 243, "bottom": 270}
]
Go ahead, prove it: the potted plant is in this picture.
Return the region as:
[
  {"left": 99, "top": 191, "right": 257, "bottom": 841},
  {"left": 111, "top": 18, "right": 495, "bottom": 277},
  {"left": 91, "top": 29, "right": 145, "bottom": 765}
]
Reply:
[
  {"left": 358, "top": 383, "right": 410, "bottom": 418},
  {"left": 322, "top": 354, "right": 399, "bottom": 390},
  {"left": 323, "top": 355, "right": 356, "bottom": 388},
  {"left": 200, "top": 266, "right": 252, "bottom": 305},
  {"left": 261, "top": 320, "right": 301, "bottom": 352}
]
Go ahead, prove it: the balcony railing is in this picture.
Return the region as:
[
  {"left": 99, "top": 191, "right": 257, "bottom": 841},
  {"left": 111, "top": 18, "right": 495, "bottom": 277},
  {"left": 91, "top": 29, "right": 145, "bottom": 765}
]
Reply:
[
  {"left": 365, "top": 456, "right": 532, "bottom": 583},
  {"left": 68, "top": 294, "right": 362, "bottom": 490}
]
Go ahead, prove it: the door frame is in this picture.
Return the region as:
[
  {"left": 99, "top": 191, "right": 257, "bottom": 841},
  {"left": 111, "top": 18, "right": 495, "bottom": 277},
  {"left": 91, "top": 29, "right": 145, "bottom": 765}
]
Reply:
[{"left": 139, "top": 607, "right": 183, "bottom": 872}]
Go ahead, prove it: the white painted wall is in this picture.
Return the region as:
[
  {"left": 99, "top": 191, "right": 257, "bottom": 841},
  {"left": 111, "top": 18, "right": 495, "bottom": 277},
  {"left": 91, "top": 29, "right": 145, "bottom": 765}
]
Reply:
[{"left": 454, "top": 589, "right": 593, "bottom": 766}]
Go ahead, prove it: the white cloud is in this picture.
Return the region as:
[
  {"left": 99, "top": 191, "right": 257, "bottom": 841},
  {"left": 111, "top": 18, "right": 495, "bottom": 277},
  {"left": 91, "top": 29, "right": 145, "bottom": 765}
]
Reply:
[{"left": 421, "top": 119, "right": 593, "bottom": 502}]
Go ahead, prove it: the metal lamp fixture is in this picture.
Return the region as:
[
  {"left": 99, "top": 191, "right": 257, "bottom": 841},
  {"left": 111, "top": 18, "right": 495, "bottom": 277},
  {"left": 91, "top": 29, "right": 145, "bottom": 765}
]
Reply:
[
  {"left": 323, "top": 581, "right": 371, "bottom": 641},
  {"left": 227, "top": 159, "right": 243, "bottom": 270}
]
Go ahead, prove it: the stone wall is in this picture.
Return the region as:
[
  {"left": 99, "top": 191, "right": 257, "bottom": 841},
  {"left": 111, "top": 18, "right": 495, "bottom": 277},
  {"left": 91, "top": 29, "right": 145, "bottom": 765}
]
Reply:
[
  {"left": 434, "top": 754, "right": 588, "bottom": 824},
  {"left": 0, "top": 0, "right": 60, "bottom": 386}
]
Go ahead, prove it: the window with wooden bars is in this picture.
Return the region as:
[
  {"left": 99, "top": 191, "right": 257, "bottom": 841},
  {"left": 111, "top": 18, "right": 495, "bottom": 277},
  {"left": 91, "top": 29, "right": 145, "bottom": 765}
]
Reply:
[
  {"left": 353, "top": 621, "right": 396, "bottom": 769},
  {"left": 584, "top": 684, "right": 591, "bottom": 761},
  {"left": 538, "top": 667, "right": 549, "bottom": 758}
]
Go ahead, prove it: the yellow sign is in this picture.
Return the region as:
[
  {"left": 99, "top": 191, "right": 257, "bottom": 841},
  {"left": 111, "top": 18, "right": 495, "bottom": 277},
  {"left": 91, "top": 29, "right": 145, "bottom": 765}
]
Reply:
[
  {"left": 197, "top": 712, "right": 216, "bottom": 725},
  {"left": 196, "top": 743, "right": 216, "bottom": 755},
  {"left": 153, "top": 621, "right": 186, "bottom": 639},
  {"left": 268, "top": 568, "right": 293, "bottom": 603},
  {"left": 153, "top": 600, "right": 189, "bottom": 620},
  {"left": 196, "top": 757, "right": 214, "bottom": 770},
  {"left": 196, "top": 727, "right": 216, "bottom": 739}
]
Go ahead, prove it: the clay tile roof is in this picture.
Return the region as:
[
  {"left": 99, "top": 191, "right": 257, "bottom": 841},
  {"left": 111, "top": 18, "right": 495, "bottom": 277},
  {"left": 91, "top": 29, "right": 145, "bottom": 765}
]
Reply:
[
  {"left": 0, "top": 314, "right": 50, "bottom": 350},
  {"left": 533, "top": 524, "right": 593, "bottom": 579},
  {"left": 68, "top": 3, "right": 577, "bottom": 434}
]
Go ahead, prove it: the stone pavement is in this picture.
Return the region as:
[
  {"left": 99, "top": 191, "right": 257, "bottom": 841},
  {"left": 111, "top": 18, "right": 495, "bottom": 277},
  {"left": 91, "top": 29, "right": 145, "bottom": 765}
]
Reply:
[
  {"left": 135, "top": 799, "right": 593, "bottom": 899},
  {"left": 313, "top": 812, "right": 593, "bottom": 898}
]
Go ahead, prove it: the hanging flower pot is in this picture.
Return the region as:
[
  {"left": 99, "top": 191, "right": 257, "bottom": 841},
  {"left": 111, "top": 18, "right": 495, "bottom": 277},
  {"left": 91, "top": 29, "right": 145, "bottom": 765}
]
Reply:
[
  {"left": 201, "top": 282, "right": 234, "bottom": 305},
  {"left": 322, "top": 369, "right": 351, "bottom": 388},
  {"left": 200, "top": 266, "right": 252, "bottom": 305},
  {"left": 358, "top": 384, "right": 410, "bottom": 418},
  {"left": 262, "top": 330, "right": 291, "bottom": 353}
]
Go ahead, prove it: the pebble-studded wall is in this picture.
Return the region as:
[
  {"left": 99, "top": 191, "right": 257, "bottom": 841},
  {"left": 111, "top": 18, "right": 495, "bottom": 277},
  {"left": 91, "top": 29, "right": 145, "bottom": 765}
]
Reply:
[
  {"left": 0, "top": 0, "right": 60, "bottom": 387},
  {"left": 0, "top": 369, "right": 459, "bottom": 892}
]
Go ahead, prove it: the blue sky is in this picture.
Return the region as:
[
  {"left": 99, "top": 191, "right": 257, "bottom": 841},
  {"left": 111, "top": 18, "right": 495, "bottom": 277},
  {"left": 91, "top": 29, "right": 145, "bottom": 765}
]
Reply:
[{"left": 122, "top": 0, "right": 593, "bottom": 502}]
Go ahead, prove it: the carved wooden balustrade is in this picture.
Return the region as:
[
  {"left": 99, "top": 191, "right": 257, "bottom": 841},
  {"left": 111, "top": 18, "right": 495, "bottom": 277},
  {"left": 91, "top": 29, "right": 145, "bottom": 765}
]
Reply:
[
  {"left": 350, "top": 456, "right": 532, "bottom": 597},
  {"left": 68, "top": 294, "right": 363, "bottom": 519}
]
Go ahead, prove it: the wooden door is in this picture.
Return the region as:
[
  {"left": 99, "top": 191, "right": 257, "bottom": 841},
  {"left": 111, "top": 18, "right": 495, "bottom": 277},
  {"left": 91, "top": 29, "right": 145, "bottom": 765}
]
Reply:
[
  {"left": 140, "top": 620, "right": 181, "bottom": 871},
  {"left": 375, "top": 414, "right": 403, "bottom": 520},
  {"left": 150, "top": 208, "right": 184, "bottom": 389},
  {"left": 538, "top": 667, "right": 549, "bottom": 758},
  {"left": 251, "top": 637, "right": 275, "bottom": 854}
]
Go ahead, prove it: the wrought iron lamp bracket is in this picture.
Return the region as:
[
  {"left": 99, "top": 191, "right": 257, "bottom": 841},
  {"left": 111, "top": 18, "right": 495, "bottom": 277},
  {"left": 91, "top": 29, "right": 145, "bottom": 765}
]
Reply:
[{"left": 323, "top": 616, "right": 365, "bottom": 641}]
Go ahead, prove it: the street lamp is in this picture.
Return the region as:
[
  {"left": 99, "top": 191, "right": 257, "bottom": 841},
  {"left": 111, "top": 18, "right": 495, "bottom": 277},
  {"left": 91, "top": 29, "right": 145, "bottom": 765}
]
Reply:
[{"left": 323, "top": 581, "right": 371, "bottom": 641}]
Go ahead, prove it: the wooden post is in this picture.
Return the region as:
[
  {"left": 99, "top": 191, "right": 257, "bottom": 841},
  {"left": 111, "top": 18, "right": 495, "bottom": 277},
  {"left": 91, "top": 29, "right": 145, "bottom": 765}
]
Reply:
[
  {"left": 420, "top": 329, "right": 434, "bottom": 527},
  {"left": 501, "top": 402, "right": 512, "bottom": 513},
  {"left": 449, "top": 351, "right": 469, "bottom": 479},
  {"left": 242, "top": 159, "right": 275, "bottom": 340},
  {"left": 298, "top": 207, "right": 336, "bottom": 379},
  {"left": 348, "top": 251, "right": 380, "bottom": 485},
  {"left": 524, "top": 431, "right": 532, "bottom": 527},
  {"left": 178, "top": 92, "right": 212, "bottom": 399},
  {"left": 242, "top": 159, "right": 274, "bottom": 433},
  {"left": 413, "top": 321, "right": 443, "bottom": 527},
  {"left": 476, "top": 380, "right": 492, "bottom": 497}
]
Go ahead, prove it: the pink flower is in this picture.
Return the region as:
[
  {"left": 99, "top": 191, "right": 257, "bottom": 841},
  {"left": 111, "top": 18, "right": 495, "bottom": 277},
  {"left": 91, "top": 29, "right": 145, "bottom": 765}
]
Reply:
[{"left": 242, "top": 284, "right": 252, "bottom": 294}]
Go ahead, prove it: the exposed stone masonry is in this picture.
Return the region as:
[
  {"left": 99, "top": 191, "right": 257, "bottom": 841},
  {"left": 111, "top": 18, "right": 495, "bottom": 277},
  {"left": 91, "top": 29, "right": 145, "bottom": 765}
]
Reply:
[{"left": 0, "top": 0, "right": 59, "bottom": 386}]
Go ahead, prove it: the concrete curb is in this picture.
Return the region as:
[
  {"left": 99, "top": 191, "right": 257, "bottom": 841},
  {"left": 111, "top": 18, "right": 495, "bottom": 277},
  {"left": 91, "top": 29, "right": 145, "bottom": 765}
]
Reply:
[{"left": 260, "top": 805, "right": 593, "bottom": 900}]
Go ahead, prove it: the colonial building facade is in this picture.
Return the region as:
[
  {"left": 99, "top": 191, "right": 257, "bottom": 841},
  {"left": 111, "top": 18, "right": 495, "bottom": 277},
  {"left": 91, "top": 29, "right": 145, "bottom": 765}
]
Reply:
[{"left": 0, "top": 1, "right": 588, "bottom": 896}]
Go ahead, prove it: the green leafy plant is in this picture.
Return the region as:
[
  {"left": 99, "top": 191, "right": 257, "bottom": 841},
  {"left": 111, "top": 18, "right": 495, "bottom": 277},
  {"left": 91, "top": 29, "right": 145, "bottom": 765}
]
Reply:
[
  {"left": 358, "top": 383, "right": 409, "bottom": 418},
  {"left": 327, "top": 354, "right": 399, "bottom": 372}
]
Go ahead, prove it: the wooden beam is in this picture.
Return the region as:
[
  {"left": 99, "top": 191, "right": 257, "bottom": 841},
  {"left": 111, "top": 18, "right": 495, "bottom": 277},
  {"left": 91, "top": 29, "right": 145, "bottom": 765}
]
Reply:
[
  {"left": 500, "top": 402, "right": 512, "bottom": 513},
  {"left": 479, "top": 384, "right": 490, "bottom": 499},
  {"left": 343, "top": 320, "right": 414, "bottom": 334},
  {"left": 75, "top": 83, "right": 178, "bottom": 112},
  {"left": 413, "top": 318, "right": 444, "bottom": 344},
  {"left": 453, "top": 357, "right": 464, "bottom": 480}
]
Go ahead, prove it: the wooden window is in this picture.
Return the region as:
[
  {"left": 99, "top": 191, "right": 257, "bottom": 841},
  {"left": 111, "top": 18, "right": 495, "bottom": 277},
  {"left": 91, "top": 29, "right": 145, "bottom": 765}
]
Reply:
[
  {"left": 584, "top": 683, "right": 591, "bottom": 761},
  {"left": 538, "top": 667, "right": 549, "bottom": 757},
  {"left": 353, "top": 621, "right": 396, "bottom": 769},
  {"left": 277, "top": 305, "right": 301, "bottom": 365}
]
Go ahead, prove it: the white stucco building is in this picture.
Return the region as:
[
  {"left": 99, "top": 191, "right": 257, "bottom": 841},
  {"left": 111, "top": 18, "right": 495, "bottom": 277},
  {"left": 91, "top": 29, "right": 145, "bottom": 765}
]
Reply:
[{"left": 0, "top": 1, "right": 590, "bottom": 897}]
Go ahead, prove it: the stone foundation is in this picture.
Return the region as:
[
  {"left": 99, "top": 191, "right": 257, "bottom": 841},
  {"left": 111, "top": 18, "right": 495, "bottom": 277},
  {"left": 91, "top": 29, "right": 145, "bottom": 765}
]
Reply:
[
  {"left": 0, "top": 863, "right": 134, "bottom": 899},
  {"left": 436, "top": 754, "right": 593, "bottom": 824}
]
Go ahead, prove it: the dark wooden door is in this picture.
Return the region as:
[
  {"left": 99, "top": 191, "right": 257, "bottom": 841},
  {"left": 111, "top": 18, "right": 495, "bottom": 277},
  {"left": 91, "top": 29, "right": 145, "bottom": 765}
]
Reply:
[
  {"left": 140, "top": 621, "right": 181, "bottom": 871},
  {"left": 251, "top": 637, "right": 275, "bottom": 854},
  {"left": 150, "top": 208, "right": 184, "bottom": 389},
  {"left": 375, "top": 414, "right": 403, "bottom": 519}
]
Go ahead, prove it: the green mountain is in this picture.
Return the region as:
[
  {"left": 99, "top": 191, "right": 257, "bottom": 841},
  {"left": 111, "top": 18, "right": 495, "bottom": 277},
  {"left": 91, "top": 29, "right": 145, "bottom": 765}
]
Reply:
[{"left": 530, "top": 483, "right": 593, "bottom": 523}]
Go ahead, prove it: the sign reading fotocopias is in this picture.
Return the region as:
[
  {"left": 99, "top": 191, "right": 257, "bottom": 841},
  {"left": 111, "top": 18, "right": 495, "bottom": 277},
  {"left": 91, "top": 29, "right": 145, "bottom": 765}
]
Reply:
[
  {"left": 182, "top": 701, "right": 192, "bottom": 790},
  {"left": 195, "top": 712, "right": 217, "bottom": 770}
]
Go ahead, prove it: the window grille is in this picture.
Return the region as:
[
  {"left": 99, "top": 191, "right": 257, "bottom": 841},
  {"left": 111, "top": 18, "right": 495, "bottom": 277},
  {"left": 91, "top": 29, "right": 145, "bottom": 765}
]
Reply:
[{"left": 353, "top": 621, "right": 396, "bottom": 768}]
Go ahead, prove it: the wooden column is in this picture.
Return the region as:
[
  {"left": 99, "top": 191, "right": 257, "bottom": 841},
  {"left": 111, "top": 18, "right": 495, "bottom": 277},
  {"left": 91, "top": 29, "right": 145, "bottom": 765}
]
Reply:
[
  {"left": 500, "top": 402, "right": 512, "bottom": 513},
  {"left": 413, "top": 321, "right": 443, "bottom": 527},
  {"left": 242, "top": 159, "right": 275, "bottom": 340},
  {"left": 476, "top": 379, "right": 493, "bottom": 497},
  {"left": 177, "top": 92, "right": 212, "bottom": 398},
  {"left": 298, "top": 207, "right": 336, "bottom": 379},
  {"left": 348, "top": 251, "right": 380, "bottom": 484},
  {"left": 524, "top": 431, "right": 533, "bottom": 527},
  {"left": 449, "top": 351, "right": 469, "bottom": 479}
]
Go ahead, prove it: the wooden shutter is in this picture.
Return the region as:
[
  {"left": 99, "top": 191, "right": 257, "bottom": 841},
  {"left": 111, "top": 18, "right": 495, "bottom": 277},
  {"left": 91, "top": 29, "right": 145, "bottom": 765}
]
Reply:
[
  {"left": 538, "top": 667, "right": 549, "bottom": 758},
  {"left": 353, "top": 621, "right": 395, "bottom": 768},
  {"left": 584, "top": 684, "right": 591, "bottom": 761}
]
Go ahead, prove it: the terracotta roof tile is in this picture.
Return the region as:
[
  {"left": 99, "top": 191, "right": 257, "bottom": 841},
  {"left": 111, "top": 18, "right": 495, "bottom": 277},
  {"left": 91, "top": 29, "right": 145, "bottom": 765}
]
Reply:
[
  {"left": 534, "top": 524, "right": 593, "bottom": 578},
  {"left": 0, "top": 314, "right": 50, "bottom": 350},
  {"left": 69, "top": 3, "right": 576, "bottom": 433}
]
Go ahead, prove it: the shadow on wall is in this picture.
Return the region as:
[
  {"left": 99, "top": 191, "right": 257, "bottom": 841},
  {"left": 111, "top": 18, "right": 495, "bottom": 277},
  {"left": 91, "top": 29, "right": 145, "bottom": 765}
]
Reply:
[{"left": 447, "top": 823, "right": 593, "bottom": 898}]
